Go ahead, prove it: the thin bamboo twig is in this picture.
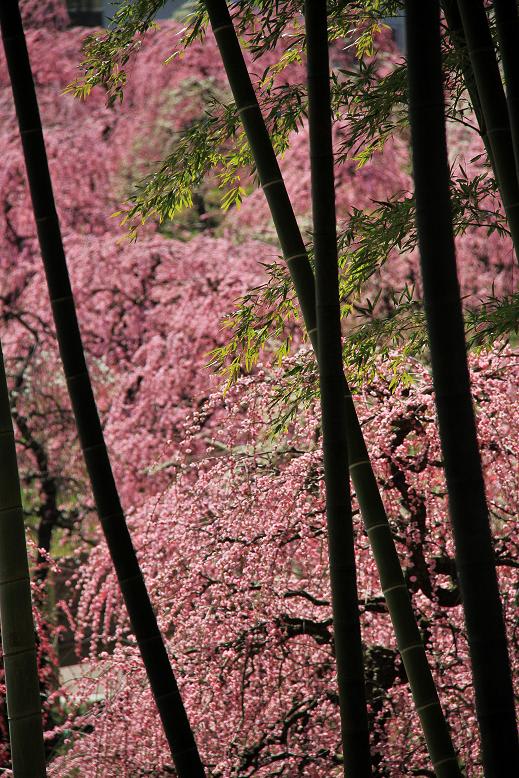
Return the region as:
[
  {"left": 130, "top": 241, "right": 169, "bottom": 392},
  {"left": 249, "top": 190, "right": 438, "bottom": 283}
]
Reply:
[
  {"left": 204, "top": 2, "right": 461, "bottom": 774},
  {"left": 0, "top": 342, "right": 47, "bottom": 778},
  {"left": 405, "top": 3, "right": 519, "bottom": 775},
  {"left": 305, "top": 1, "right": 371, "bottom": 773},
  {"left": 0, "top": 3, "right": 204, "bottom": 774}
]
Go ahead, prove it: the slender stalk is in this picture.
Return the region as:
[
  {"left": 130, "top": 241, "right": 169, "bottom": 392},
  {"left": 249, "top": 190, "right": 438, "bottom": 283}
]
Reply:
[
  {"left": 0, "top": 3, "right": 204, "bottom": 774},
  {"left": 454, "top": 0, "right": 519, "bottom": 260},
  {"left": 493, "top": 0, "right": 519, "bottom": 181},
  {"left": 440, "top": 0, "right": 495, "bottom": 170},
  {"left": 205, "top": 2, "right": 461, "bottom": 774},
  {"left": 405, "top": 3, "right": 519, "bottom": 776},
  {"left": 305, "top": 2, "right": 371, "bottom": 773},
  {"left": 0, "top": 342, "right": 47, "bottom": 778}
]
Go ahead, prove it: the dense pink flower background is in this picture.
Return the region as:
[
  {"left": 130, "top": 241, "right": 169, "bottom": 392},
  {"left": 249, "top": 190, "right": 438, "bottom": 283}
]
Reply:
[{"left": 0, "top": 2, "right": 516, "bottom": 775}]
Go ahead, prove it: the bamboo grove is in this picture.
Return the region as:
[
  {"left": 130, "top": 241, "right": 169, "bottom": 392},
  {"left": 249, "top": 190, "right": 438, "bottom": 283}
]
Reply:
[{"left": 0, "top": 0, "right": 517, "bottom": 775}]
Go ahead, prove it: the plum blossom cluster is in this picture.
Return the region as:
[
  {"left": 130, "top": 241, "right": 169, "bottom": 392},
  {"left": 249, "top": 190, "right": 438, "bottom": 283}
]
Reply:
[{"left": 49, "top": 348, "right": 518, "bottom": 776}]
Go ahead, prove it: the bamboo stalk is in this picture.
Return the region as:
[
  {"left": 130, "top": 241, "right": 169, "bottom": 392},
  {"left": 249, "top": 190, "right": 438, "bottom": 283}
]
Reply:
[
  {"left": 440, "top": 0, "right": 495, "bottom": 171},
  {"left": 493, "top": 0, "right": 519, "bottom": 180},
  {"left": 204, "top": 2, "right": 461, "bottom": 774},
  {"left": 305, "top": 2, "right": 371, "bottom": 773},
  {"left": 0, "top": 342, "right": 47, "bottom": 778},
  {"left": 405, "top": 3, "right": 519, "bottom": 776},
  {"left": 454, "top": 0, "right": 519, "bottom": 261},
  {"left": 0, "top": 3, "right": 204, "bottom": 774}
]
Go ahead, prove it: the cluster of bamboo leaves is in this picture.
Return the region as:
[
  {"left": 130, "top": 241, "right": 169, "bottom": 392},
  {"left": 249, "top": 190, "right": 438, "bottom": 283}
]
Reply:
[{"left": 71, "top": 0, "right": 517, "bottom": 391}]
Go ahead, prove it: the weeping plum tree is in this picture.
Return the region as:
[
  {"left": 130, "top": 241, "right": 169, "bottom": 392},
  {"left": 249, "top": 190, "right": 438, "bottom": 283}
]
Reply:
[
  {"left": 305, "top": 1, "right": 370, "bottom": 773},
  {"left": 0, "top": 2, "right": 204, "bottom": 774},
  {"left": 0, "top": 342, "right": 46, "bottom": 778},
  {"left": 405, "top": 2, "right": 519, "bottom": 775}
]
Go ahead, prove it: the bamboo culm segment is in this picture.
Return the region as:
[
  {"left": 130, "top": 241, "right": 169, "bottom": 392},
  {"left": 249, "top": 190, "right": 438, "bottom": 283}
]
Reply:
[
  {"left": 440, "top": 1, "right": 495, "bottom": 171},
  {"left": 454, "top": 0, "right": 519, "bottom": 261},
  {"left": 305, "top": 1, "right": 371, "bottom": 773},
  {"left": 205, "top": 1, "right": 461, "bottom": 774},
  {"left": 0, "top": 3, "right": 204, "bottom": 775},
  {"left": 0, "top": 343, "right": 47, "bottom": 778},
  {"left": 493, "top": 0, "right": 519, "bottom": 182},
  {"left": 405, "top": 3, "right": 519, "bottom": 776}
]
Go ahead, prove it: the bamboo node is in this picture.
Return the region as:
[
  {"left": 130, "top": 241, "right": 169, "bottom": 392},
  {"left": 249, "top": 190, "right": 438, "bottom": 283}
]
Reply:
[
  {"left": 416, "top": 700, "right": 440, "bottom": 714},
  {"left": 8, "top": 708, "right": 43, "bottom": 723},
  {"left": 366, "top": 522, "right": 389, "bottom": 534},
  {"left": 0, "top": 502, "right": 22, "bottom": 520},
  {"left": 237, "top": 104, "right": 258, "bottom": 115},
  {"left": 119, "top": 572, "right": 145, "bottom": 586},
  {"left": 486, "top": 126, "right": 511, "bottom": 136},
  {"left": 212, "top": 24, "right": 233, "bottom": 35},
  {"left": 382, "top": 583, "right": 407, "bottom": 596},
  {"left": 349, "top": 459, "right": 369, "bottom": 471},
  {"left": 66, "top": 371, "right": 88, "bottom": 383},
  {"left": 137, "top": 634, "right": 162, "bottom": 647},
  {"left": 51, "top": 295, "right": 73, "bottom": 305},
  {"left": 156, "top": 689, "right": 182, "bottom": 703},
  {"left": 82, "top": 442, "right": 105, "bottom": 455},
  {"left": 3, "top": 644, "right": 37, "bottom": 660},
  {"left": 286, "top": 252, "right": 308, "bottom": 263},
  {"left": 400, "top": 642, "right": 424, "bottom": 656},
  {"left": 434, "top": 755, "right": 460, "bottom": 768},
  {"left": 262, "top": 178, "right": 283, "bottom": 191}
]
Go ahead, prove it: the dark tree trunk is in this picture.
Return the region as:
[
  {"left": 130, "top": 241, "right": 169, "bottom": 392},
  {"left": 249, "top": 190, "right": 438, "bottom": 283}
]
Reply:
[
  {"left": 0, "top": 3, "right": 204, "bottom": 775},
  {"left": 305, "top": 1, "right": 371, "bottom": 774},
  {"left": 0, "top": 342, "right": 47, "bottom": 777},
  {"left": 405, "top": 3, "right": 519, "bottom": 775}
]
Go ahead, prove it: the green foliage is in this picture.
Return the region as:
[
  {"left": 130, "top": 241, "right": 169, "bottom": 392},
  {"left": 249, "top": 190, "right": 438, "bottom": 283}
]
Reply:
[
  {"left": 209, "top": 261, "right": 297, "bottom": 385},
  {"left": 466, "top": 292, "right": 519, "bottom": 350},
  {"left": 70, "top": 0, "right": 517, "bottom": 392},
  {"left": 118, "top": 81, "right": 306, "bottom": 232},
  {"left": 66, "top": 0, "right": 168, "bottom": 103}
]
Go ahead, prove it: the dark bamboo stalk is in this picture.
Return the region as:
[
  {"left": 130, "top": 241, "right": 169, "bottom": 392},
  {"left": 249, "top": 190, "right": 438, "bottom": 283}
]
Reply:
[
  {"left": 440, "top": 0, "right": 495, "bottom": 170},
  {"left": 0, "top": 3, "right": 204, "bottom": 774},
  {"left": 205, "top": 2, "right": 461, "bottom": 774},
  {"left": 305, "top": 2, "right": 371, "bottom": 773},
  {"left": 405, "top": 3, "right": 519, "bottom": 776},
  {"left": 454, "top": 0, "right": 519, "bottom": 260},
  {"left": 493, "top": 0, "right": 519, "bottom": 180},
  {"left": 0, "top": 343, "right": 47, "bottom": 777}
]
